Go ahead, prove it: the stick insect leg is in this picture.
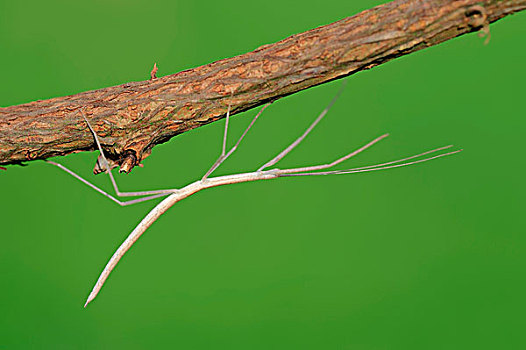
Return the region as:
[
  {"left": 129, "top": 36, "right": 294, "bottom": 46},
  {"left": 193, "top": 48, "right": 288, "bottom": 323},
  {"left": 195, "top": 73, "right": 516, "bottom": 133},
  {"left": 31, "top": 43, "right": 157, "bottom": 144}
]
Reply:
[
  {"left": 278, "top": 147, "right": 462, "bottom": 177},
  {"left": 80, "top": 110, "right": 178, "bottom": 197},
  {"left": 277, "top": 133, "right": 390, "bottom": 174},
  {"left": 47, "top": 161, "right": 168, "bottom": 206},
  {"left": 276, "top": 133, "right": 459, "bottom": 175},
  {"left": 202, "top": 104, "right": 231, "bottom": 180},
  {"left": 257, "top": 81, "right": 347, "bottom": 172},
  {"left": 202, "top": 102, "right": 271, "bottom": 180}
]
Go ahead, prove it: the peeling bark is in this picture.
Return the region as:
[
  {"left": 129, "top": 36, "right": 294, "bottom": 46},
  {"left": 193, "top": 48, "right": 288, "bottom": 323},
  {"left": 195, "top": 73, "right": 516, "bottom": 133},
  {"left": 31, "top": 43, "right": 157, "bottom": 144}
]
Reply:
[{"left": 1, "top": 0, "right": 524, "bottom": 172}]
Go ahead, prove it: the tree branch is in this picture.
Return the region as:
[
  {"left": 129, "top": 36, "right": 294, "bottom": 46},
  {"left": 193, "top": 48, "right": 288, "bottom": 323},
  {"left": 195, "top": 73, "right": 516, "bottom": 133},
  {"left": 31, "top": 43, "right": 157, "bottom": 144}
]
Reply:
[{"left": 1, "top": 0, "right": 524, "bottom": 171}]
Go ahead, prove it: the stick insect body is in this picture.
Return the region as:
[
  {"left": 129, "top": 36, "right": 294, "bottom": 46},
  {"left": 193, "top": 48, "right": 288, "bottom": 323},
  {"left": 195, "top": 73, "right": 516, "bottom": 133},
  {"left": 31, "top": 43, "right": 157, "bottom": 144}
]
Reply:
[{"left": 47, "top": 87, "right": 462, "bottom": 307}]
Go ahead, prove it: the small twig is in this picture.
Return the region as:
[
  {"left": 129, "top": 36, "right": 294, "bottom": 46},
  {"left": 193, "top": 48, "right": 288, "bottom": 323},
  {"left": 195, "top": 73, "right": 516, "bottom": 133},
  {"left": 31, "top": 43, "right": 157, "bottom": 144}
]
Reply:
[{"left": 150, "top": 63, "right": 158, "bottom": 80}]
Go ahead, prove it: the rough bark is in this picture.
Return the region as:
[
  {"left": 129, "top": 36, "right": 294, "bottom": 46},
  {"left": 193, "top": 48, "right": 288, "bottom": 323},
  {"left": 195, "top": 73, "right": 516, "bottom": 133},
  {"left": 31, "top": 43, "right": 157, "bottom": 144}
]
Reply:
[{"left": 1, "top": 0, "right": 524, "bottom": 172}]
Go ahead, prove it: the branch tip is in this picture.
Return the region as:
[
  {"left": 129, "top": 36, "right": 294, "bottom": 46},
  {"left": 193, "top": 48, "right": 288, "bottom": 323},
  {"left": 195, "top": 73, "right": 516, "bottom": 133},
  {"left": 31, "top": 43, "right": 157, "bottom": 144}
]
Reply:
[{"left": 119, "top": 154, "right": 136, "bottom": 173}]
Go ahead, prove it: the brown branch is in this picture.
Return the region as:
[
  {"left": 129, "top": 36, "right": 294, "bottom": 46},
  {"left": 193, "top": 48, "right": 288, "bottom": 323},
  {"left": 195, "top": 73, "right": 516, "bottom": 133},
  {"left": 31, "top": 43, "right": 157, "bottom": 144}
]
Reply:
[{"left": 1, "top": 0, "right": 524, "bottom": 172}]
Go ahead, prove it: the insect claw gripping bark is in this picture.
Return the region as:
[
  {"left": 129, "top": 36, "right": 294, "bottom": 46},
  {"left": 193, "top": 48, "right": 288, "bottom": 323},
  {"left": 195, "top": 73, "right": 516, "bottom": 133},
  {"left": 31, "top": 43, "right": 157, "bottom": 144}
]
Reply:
[{"left": 45, "top": 90, "right": 461, "bottom": 307}]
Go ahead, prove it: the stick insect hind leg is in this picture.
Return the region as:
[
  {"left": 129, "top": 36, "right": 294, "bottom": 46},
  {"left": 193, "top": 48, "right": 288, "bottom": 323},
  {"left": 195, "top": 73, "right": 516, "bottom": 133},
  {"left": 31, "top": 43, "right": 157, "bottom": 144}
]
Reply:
[{"left": 46, "top": 110, "right": 181, "bottom": 206}]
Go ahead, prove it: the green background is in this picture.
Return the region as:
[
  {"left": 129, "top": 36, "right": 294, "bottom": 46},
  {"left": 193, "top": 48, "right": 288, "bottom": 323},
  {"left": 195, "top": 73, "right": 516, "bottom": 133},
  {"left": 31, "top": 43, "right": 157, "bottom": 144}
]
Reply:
[{"left": 1, "top": 0, "right": 525, "bottom": 348}]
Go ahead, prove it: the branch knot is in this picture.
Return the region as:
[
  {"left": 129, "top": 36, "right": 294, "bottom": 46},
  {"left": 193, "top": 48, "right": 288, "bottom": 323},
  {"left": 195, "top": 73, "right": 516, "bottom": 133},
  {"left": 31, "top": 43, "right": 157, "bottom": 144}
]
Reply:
[{"left": 465, "top": 5, "right": 491, "bottom": 44}]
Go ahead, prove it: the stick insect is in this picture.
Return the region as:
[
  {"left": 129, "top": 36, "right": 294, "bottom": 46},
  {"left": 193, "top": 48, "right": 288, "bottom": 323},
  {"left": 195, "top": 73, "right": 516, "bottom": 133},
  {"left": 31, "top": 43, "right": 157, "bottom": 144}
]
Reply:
[{"left": 47, "top": 86, "right": 462, "bottom": 307}]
